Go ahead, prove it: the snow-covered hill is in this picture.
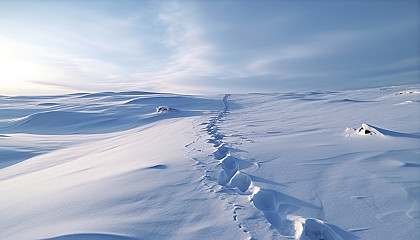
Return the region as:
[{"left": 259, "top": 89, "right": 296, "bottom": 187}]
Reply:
[{"left": 0, "top": 85, "right": 419, "bottom": 240}]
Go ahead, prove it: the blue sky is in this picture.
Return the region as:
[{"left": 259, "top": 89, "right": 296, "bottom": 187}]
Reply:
[{"left": 0, "top": 0, "right": 419, "bottom": 95}]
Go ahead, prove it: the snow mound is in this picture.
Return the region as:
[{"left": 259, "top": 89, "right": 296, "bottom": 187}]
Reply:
[
  {"left": 0, "top": 92, "right": 219, "bottom": 135},
  {"left": 16, "top": 111, "right": 106, "bottom": 127},
  {"left": 357, "top": 123, "right": 382, "bottom": 135},
  {"left": 345, "top": 123, "right": 384, "bottom": 137},
  {"left": 345, "top": 123, "right": 420, "bottom": 139}
]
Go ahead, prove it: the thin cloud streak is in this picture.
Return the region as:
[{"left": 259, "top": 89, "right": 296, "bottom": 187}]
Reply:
[
  {"left": 0, "top": 0, "right": 418, "bottom": 95},
  {"left": 131, "top": 2, "right": 224, "bottom": 93}
]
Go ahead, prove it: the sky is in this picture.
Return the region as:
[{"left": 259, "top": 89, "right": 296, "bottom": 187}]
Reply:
[{"left": 0, "top": 0, "right": 419, "bottom": 96}]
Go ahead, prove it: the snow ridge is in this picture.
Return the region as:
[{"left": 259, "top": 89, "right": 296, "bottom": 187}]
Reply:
[
  {"left": 199, "top": 94, "right": 357, "bottom": 240},
  {"left": 2, "top": 86, "right": 419, "bottom": 239}
]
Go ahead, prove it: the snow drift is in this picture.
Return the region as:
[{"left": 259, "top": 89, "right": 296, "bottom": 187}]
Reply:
[{"left": 0, "top": 85, "right": 419, "bottom": 240}]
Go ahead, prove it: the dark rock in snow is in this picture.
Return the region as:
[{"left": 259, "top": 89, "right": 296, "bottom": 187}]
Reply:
[{"left": 156, "top": 106, "right": 171, "bottom": 113}]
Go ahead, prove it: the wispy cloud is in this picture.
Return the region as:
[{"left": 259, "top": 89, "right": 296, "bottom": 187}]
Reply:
[
  {"left": 130, "top": 2, "right": 223, "bottom": 93},
  {"left": 245, "top": 30, "right": 361, "bottom": 76},
  {"left": 0, "top": 0, "right": 418, "bottom": 95}
]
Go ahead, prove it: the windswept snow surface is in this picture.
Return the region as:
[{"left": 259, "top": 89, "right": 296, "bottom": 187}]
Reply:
[{"left": 0, "top": 86, "right": 419, "bottom": 239}]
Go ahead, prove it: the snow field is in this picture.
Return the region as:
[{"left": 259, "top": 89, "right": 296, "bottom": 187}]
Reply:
[
  {"left": 192, "top": 95, "right": 357, "bottom": 239},
  {"left": 1, "top": 85, "right": 419, "bottom": 239}
]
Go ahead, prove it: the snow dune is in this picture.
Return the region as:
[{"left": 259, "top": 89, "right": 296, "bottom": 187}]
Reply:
[{"left": 0, "top": 85, "right": 419, "bottom": 239}]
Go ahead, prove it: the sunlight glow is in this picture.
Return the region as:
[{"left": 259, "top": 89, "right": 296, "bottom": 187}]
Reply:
[
  {"left": 1, "top": 44, "right": 37, "bottom": 82},
  {"left": 0, "top": 40, "right": 71, "bottom": 96}
]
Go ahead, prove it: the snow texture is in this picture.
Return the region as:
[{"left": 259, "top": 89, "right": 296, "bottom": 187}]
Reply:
[{"left": 0, "top": 85, "right": 419, "bottom": 240}]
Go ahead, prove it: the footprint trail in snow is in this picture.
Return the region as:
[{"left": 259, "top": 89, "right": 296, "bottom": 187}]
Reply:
[{"left": 195, "top": 94, "right": 357, "bottom": 240}]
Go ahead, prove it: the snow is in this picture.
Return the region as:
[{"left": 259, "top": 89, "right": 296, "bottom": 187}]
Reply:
[{"left": 0, "top": 85, "right": 419, "bottom": 239}]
